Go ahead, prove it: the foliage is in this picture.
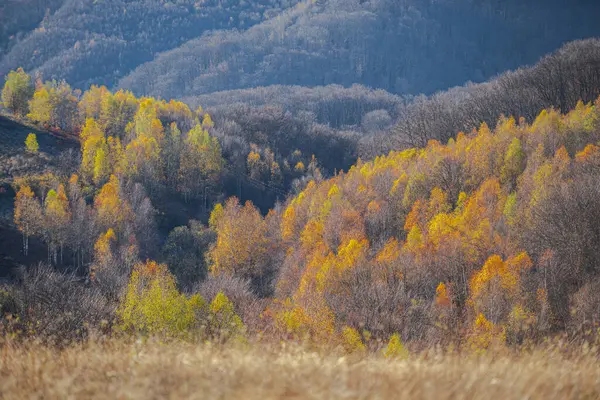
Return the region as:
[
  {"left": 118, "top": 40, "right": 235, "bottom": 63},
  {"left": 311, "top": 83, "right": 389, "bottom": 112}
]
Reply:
[
  {"left": 383, "top": 333, "right": 408, "bottom": 359},
  {"left": 116, "top": 261, "right": 205, "bottom": 338},
  {"left": 207, "top": 291, "right": 245, "bottom": 342},
  {"left": 341, "top": 326, "right": 366, "bottom": 353},
  {"left": 1, "top": 68, "right": 33, "bottom": 116},
  {"left": 24, "top": 133, "right": 38, "bottom": 154}
]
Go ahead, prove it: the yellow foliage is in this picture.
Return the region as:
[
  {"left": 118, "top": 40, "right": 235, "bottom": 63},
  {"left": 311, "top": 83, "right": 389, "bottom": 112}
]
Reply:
[
  {"left": 376, "top": 238, "right": 400, "bottom": 264},
  {"left": 468, "top": 313, "right": 505, "bottom": 352},
  {"left": 281, "top": 205, "right": 297, "bottom": 241},
  {"left": 341, "top": 326, "right": 366, "bottom": 353},
  {"left": 405, "top": 225, "right": 424, "bottom": 252},
  {"left": 327, "top": 184, "right": 340, "bottom": 198},
  {"left": 208, "top": 198, "right": 269, "bottom": 279},
  {"left": 383, "top": 333, "right": 408, "bottom": 359},
  {"left": 25, "top": 133, "right": 39, "bottom": 154},
  {"left": 117, "top": 261, "right": 205, "bottom": 338},
  {"left": 209, "top": 203, "right": 224, "bottom": 230},
  {"left": 209, "top": 292, "right": 245, "bottom": 341}
]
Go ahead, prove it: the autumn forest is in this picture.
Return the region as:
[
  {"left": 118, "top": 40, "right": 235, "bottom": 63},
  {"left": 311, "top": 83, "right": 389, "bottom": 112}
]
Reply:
[{"left": 2, "top": 1, "right": 600, "bottom": 398}]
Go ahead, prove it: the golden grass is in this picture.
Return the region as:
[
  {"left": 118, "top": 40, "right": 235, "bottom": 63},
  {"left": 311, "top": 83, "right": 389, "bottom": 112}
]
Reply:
[{"left": 1, "top": 340, "right": 599, "bottom": 399}]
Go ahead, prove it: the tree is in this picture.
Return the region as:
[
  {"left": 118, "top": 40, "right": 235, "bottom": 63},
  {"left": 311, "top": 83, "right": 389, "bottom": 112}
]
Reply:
[
  {"left": 117, "top": 260, "right": 205, "bottom": 338},
  {"left": 207, "top": 198, "right": 271, "bottom": 294},
  {"left": 80, "top": 118, "right": 107, "bottom": 183},
  {"left": 44, "top": 185, "right": 71, "bottom": 264},
  {"left": 178, "top": 124, "right": 223, "bottom": 201},
  {"left": 14, "top": 185, "right": 43, "bottom": 256},
  {"left": 162, "top": 222, "right": 214, "bottom": 290},
  {"left": 500, "top": 138, "right": 526, "bottom": 187},
  {"left": 93, "top": 146, "right": 110, "bottom": 186},
  {"left": 1, "top": 68, "right": 34, "bottom": 116},
  {"left": 25, "top": 133, "right": 39, "bottom": 154},
  {"left": 28, "top": 81, "right": 79, "bottom": 132},
  {"left": 27, "top": 85, "right": 51, "bottom": 125},
  {"left": 94, "top": 175, "right": 131, "bottom": 232},
  {"left": 208, "top": 291, "right": 245, "bottom": 342}
]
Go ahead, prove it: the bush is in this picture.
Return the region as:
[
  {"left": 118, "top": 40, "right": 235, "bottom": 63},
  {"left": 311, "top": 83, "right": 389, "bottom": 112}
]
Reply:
[
  {"left": 207, "top": 291, "right": 246, "bottom": 343},
  {"left": 383, "top": 333, "right": 408, "bottom": 359},
  {"left": 195, "top": 274, "right": 263, "bottom": 330},
  {"left": 9, "top": 264, "right": 113, "bottom": 342}
]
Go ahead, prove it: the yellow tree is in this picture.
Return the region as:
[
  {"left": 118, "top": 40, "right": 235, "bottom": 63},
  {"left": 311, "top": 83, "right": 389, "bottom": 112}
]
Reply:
[
  {"left": 25, "top": 133, "right": 39, "bottom": 154},
  {"left": 27, "top": 85, "right": 51, "bottom": 125},
  {"left": 28, "top": 81, "right": 79, "bottom": 132},
  {"left": 99, "top": 89, "right": 139, "bottom": 139},
  {"left": 80, "top": 118, "right": 107, "bottom": 183},
  {"left": 178, "top": 124, "right": 223, "bottom": 200},
  {"left": 500, "top": 138, "right": 526, "bottom": 187},
  {"left": 208, "top": 292, "right": 245, "bottom": 342},
  {"left": 469, "top": 253, "right": 532, "bottom": 325},
  {"left": 208, "top": 198, "right": 270, "bottom": 288},
  {"left": 2, "top": 68, "right": 34, "bottom": 116},
  {"left": 117, "top": 260, "right": 205, "bottom": 338},
  {"left": 90, "top": 228, "right": 116, "bottom": 282},
  {"left": 78, "top": 85, "right": 110, "bottom": 121},
  {"left": 14, "top": 185, "right": 43, "bottom": 256},
  {"left": 123, "top": 134, "right": 162, "bottom": 187},
  {"left": 93, "top": 146, "right": 110, "bottom": 186},
  {"left": 44, "top": 184, "right": 71, "bottom": 264},
  {"left": 94, "top": 175, "right": 131, "bottom": 232}
]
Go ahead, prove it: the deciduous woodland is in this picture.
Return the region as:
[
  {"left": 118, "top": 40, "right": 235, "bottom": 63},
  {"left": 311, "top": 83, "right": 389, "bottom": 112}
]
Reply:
[
  {"left": 2, "top": 60, "right": 600, "bottom": 352},
  {"left": 2, "top": 3, "right": 600, "bottom": 396}
]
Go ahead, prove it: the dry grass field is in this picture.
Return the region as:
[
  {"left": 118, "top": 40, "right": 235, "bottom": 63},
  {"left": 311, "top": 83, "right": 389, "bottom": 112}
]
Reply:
[{"left": 1, "top": 340, "right": 599, "bottom": 399}]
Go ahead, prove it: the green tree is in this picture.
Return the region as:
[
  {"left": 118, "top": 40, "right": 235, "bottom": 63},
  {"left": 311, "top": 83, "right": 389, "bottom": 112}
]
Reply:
[
  {"left": 163, "top": 221, "right": 214, "bottom": 290},
  {"left": 1, "top": 68, "right": 34, "bottom": 116}
]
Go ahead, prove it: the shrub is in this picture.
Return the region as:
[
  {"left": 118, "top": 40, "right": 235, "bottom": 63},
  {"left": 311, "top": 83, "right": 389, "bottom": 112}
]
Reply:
[
  {"left": 9, "top": 264, "right": 113, "bottom": 342},
  {"left": 383, "top": 333, "right": 408, "bottom": 359},
  {"left": 207, "top": 291, "right": 245, "bottom": 342},
  {"left": 341, "top": 326, "right": 366, "bottom": 353}
]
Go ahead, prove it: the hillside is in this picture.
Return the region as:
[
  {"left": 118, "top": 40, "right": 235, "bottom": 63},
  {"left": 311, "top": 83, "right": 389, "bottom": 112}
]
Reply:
[
  {"left": 0, "top": 115, "right": 78, "bottom": 275},
  {"left": 118, "top": 0, "right": 600, "bottom": 99},
  {"left": 3, "top": 59, "right": 600, "bottom": 346},
  {"left": 0, "top": 0, "right": 300, "bottom": 90},
  {"left": 4, "top": 2, "right": 600, "bottom": 397},
  {"left": 2, "top": 0, "right": 600, "bottom": 102}
]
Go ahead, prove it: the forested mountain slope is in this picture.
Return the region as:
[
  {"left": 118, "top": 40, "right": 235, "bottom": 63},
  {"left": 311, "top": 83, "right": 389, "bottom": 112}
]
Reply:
[
  {"left": 0, "top": 0, "right": 300, "bottom": 89},
  {"left": 2, "top": 0, "right": 600, "bottom": 102},
  {"left": 210, "top": 97, "right": 600, "bottom": 343},
  {"left": 119, "top": 0, "right": 600, "bottom": 99},
  {"left": 6, "top": 75, "right": 600, "bottom": 348}
]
